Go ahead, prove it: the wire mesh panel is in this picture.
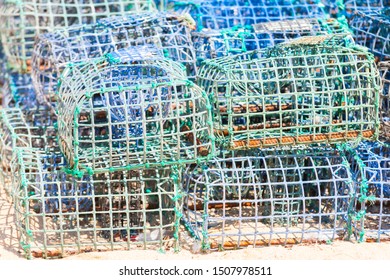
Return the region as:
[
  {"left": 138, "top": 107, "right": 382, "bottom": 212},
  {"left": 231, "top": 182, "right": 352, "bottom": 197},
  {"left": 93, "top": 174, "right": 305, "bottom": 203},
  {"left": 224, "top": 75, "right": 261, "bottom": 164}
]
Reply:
[
  {"left": 56, "top": 48, "right": 214, "bottom": 174},
  {"left": 32, "top": 13, "right": 197, "bottom": 107},
  {"left": 0, "top": 0, "right": 157, "bottom": 72},
  {"left": 169, "top": 0, "right": 328, "bottom": 31},
  {"left": 198, "top": 35, "right": 380, "bottom": 149},
  {"left": 0, "top": 107, "right": 57, "bottom": 196},
  {"left": 192, "top": 18, "right": 351, "bottom": 62},
  {"left": 183, "top": 147, "right": 354, "bottom": 251},
  {"left": 1, "top": 72, "right": 39, "bottom": 110},
  {"left": 320, "top": 0, "right": 344, "bottom": 16},
  {"left": 379, "top": 61, "right": 390, "bottom": 141},
  {"left": 344, "top": 0, "right": 389, "bottom": 18},
  {"left": 11, "top": 147, "right": 182, "bottom": 259},
  {"left": 343, "top": 142, "right": 390, "bottom": 242},
  {"left": 349, "top": 9, "right": 390, "bottom": 60}
]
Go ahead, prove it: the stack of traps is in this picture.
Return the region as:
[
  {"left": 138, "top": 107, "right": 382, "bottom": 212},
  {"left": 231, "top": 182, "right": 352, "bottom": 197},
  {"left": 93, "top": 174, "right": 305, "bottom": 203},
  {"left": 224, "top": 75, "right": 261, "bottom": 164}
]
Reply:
[
  {"left": 0, "top": 0, "right": 388, "bottom": 258},
  {"left": 1, "top": 107, "right": 182, "bottom": 258}
]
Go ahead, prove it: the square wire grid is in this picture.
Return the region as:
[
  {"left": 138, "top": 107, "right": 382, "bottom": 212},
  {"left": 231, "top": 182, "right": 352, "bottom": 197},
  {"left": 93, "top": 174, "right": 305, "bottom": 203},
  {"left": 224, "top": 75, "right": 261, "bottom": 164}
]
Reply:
[
  {"left": 198, "top": 35, "right": 380, "bottom": 149},
  {"left": 168, "top": 0, "right": 327, "bottom": 31},
  {"left": 56, "top": 47, "right": 214, "bottom": 173},
  {"left": 183, "top": 147, "right": 354, "bottom": 251},
  {"left": 32, "top": 12, "right": 197, "bottom": 108},
  {"left": 0, "top": 0, "right": 157, "bottom": 72}
]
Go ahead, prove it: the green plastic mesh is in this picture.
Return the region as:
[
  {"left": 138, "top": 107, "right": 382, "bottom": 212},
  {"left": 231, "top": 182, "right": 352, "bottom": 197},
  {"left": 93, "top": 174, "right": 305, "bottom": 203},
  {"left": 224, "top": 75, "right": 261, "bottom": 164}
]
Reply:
[
  {"left": 11, "top": 147, "right": 182, "bottom": 259},
  {"left": 56, "top": 47, "right": 214, "bottom": 174},
  {"left": 32, "top": 12, "right": 197, "bottom": 108},
  {"left": 0, "top": 0, "right": 157, "bottom": 72},
  {"left": 183, "top": 146, "right": 353, "bottom": 251},
  {"left": 198, "top": 35, "right": 381, "bottom": 150}
]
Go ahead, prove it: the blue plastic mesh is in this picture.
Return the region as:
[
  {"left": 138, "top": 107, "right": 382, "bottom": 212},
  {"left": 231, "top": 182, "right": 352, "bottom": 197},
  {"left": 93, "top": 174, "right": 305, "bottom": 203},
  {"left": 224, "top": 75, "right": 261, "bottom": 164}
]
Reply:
[
  {"left": 1, "top": 73, "right": 39, "bottom": 111},
  {"left": 169, "top": 0, "right": 328, "bottom": 31},
  {"left": 349, "top": 8, "right": 390, "bottom": 60},
  {"left": 32, "top": 13, "right": 197, "bottom": 108}
]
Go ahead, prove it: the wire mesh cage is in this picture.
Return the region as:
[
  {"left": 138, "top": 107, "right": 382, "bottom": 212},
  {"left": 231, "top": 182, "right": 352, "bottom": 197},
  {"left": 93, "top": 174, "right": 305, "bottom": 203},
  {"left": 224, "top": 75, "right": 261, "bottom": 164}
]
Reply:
[
  {"left": 10, "top": 147, "right": 182, "bottom": 259},
  {"left": 32, "top": 13, "right": 197, "bottom": 107},
  {"left": 343, "top": 141, "right": 390, "bottom": 242},
  {"left": 320, "top": 0, "right": 344, "bottom": 16},
  {"left": 379, "top": 60, "right": 390, "bottom": 141},
  {"left": 349, "top": 9, "right": 390, "bottom": 60},
  {"left": 1, "top": 72, "right": 39, "bottom": 110},
  {"left": 0, "top": 0, "right": 158, "bottom": 72},
  {"left": 198, "top": 35, "right": 380, "bottom": 150},
  {"left": 169, "top": 0, "right": 328, "bottom": 31},
  {"left": 344, "top": 0, "right": 389, "bottom": 18},
  {"left": 192, "top": 17, "right": 351, "bottom": 62},
  {"left": 0, "top": 107, "right": 57, "bottom": 196},
  {"left": 183, "top": 147, "right": 354, "bottom": 251},
  {"left": 56, "top": 47, "right": 214, "bottom": 174}
]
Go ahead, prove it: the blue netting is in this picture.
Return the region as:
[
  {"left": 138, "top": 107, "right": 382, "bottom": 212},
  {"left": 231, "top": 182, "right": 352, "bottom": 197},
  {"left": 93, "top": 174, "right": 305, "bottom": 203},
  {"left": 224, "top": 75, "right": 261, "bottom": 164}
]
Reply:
[
  {"left": 349, "top": 8, "right": 390, "bottom": 60},
  {"left": 169, "top": 0, "right": 328, "bottom": 31}
]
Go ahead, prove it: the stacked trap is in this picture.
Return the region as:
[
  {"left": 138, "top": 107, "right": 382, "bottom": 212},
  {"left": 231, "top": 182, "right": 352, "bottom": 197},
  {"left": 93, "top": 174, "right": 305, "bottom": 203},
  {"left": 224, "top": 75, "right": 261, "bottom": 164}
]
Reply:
[{"left": 0, "top": 0, "right": 389, "bottom": 259}]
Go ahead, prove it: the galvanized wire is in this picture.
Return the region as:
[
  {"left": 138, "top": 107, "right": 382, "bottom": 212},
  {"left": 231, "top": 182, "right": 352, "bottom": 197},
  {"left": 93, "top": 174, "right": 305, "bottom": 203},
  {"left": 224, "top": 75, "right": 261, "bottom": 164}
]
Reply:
[
  {"left": 342, "top": 141, "right": 390, "bottom": 242},
  {"left": 56, "top": 47, "right": 214, "bottom": 174},
  {"left": 192, "top": 17, "right": 351, "bottom": 62},
  {"left": 379, "top": 60, "right": 390, "bottom": 141},
  {"left": 198, "top": 35, "right": 381, "bottom": 149},
  {"left": 0, "top": 0, "right": 157, "bottom": 72},
  {"left": 11, "top": 147, "right": 182, "bottom": 259},
  {"left": 349, "top": 8, "right": 390, "bottom": 60},
  {"left": 169, "top": 0, "right": 328, "bottom": 31},
  {"left": 183, "top": 146, "right": 354, "bottom": 251},
  {"left": 1, "top": 73, "right": 39, "bottom": 111},
  {"left": 32, "top": 13, "right": 197, "bottom": 108}
]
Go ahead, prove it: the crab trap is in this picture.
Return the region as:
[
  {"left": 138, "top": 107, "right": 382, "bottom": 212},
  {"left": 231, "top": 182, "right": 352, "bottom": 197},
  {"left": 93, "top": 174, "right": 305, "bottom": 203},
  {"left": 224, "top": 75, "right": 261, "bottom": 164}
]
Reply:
[
  {"left": 198, "top": 35, "right": 380, "bottom": 149},
  {"left": 32, "top": 13, "right": 197, "bottom": 107},
  {"left": 192, "top": 17, "right": 351, "bottom": 62},
  {"left": 1, "top": 72, "right": 39, "bottom": 111},
  {"left": 379, "top": 60, "right": 390, "bottom": 141},
  {"left": 0, "top": 107, "right": 57, "bottom": 196},
  {"left": 342, "top": 141, "right": 390, "bottom": 242},
  {"left": 182, "top": 147, "right": 354, "bottom": 251},
  {"left": 344, "top": 0, "right": 389, "bottom": 18},
  {"left": 169, "top": 0, "right": 328, "bottom": 31},
  {"left": 0, "top": 0, "right": 157, "bottom": 72},
  {"left": 56, "top": 47, "right": 214, "bottom": 174},
  {"left": 10, "top": 147, "right": 182, "bottom": 259},
  {"left": 349, "top": 8, "right": 390, "bottom": 60}
]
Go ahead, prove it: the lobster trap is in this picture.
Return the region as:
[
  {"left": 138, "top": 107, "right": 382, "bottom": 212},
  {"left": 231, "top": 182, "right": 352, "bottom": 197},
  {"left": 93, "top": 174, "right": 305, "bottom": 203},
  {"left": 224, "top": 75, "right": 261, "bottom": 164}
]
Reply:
[
  {"left": 344, "top": 0, "right": 389, "bottom": 18},
  {"left": 10, "top": 147, "right": 182, "bottom": 259},
  {"left": 349, "top": 9, "right": 390, "bottom": 60},
  {"left": 343, "top": 141, "right": 390, "bottom": 242},
  {"left": 56, "top": 47, "right": 214, "bottom": 174},
  {"left": 379, "top": 60, "right": 390, "bottom": 140},
  {"left": 32, "top": 13, "right": 197, "bottom": 107},
  {"left": 0, "top": 0, "right": 157, "bottom": 72},
  {"left": 192, "top": 17, "right": 351, "bottom": 62},
  {"left": 198, "top": 35, "right": 380, "bottom": 149},
  {"left": 169, "top": 0, "right": 327, "bottom": 31},
  {"left": 0, "top": 107, "right": 57, "bottom": 196},
  {"left": 183, "top": 147, "right": 353, "bottom": 251},
  {"left": 1, "top": 72, "right": 39, "bottom": 110}
]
